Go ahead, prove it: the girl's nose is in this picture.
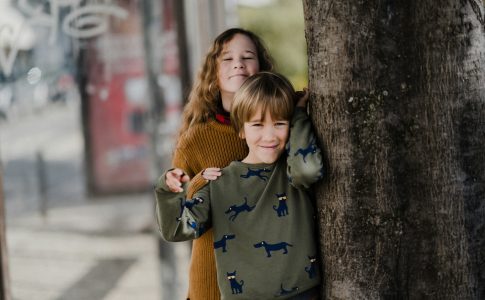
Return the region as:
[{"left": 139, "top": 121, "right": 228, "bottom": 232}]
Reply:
[{"left": 233, "top": 58, "right": 244, "bottom": 69}]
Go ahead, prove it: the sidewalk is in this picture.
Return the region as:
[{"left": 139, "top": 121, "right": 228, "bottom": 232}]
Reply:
[
  {"left": 1, "top": 102, "right": 190, "bottom": 300},
  {"left": 5, "top": 193, "right": 190, "bottom": 300}
]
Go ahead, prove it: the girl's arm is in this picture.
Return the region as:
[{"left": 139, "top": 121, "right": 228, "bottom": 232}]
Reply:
[
  {"left": 154, "top": 169, "right": 211, "bottom": 242},
  {"left": 286, "top": 91, "right": 325, "bottom": 189},
  {"left": 171, "top": 139, "right": 222, "bottom": 198}
]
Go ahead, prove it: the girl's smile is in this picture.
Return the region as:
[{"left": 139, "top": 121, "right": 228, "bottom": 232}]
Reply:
[{"left": 218, "top": 33, "right": 260, "bottom": 112}]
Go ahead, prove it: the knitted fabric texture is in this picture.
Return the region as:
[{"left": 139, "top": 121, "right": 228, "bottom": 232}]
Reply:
[{"left": 171, "top": 119, "right": 248, "bottom": 300}]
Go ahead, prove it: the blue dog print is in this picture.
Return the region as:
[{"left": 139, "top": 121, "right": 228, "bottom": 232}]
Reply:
[
  {"left": 253, "top": 241, "right": 293, "bottom": 257},
  {"left": 294, "top": 138, "right": 317, "bottom": 163},
  {"left": 225, "top": 197, "right": 255, "bottom": 221},
  {"left": 227, "top": 271, "right": 244, "bottom": 294},
  {"left": 275, "top": 283, "right": 299, "bottom": 297},
  {"left": 177, "top": 197, "right": 204, "bottom": 221},
  {"left": 273, "top": 193, "right": 289, "bottom": 217},
  {"left": 214, "top": 234, "right": 236, "bottom": 252},
  {"left": 305, "top": 255, "right": 318, "bottom": 279},
  {"left": 186, "top": 220, "right": 206, "bottom": 236},
  {"left": 240, "top": 167, "right": 271, "bottom": 181},
  {"left": 184, "top": 197, "right": 204, "bottom": 210}
]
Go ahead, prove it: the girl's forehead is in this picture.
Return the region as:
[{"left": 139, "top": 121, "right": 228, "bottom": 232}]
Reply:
[{"left": 222, "top": 34, "right": 256, "bottom": 52}]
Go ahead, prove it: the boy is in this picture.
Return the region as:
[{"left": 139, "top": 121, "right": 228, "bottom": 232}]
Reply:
[{"left": 155, "top": 72, "right": 324, "bottom": 299}]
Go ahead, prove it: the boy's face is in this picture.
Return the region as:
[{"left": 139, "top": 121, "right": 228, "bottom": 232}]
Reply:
[{"left": 240, "top": 108, "right": 289, "bottom": 164}]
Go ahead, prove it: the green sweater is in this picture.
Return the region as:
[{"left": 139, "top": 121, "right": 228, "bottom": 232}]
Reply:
[{"left": 155, "top": 109, "right": 324, "bottom": 299}]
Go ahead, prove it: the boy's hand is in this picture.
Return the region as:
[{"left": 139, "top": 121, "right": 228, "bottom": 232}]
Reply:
[
  {"left": 295, "top": 88, "right": 309, "bottom": 108},
  {"left": 202, "top": 167, "right": 222, "bottom": 181},
  {"left": 165, "top": 168, "right": 190, "bottom": 193}
]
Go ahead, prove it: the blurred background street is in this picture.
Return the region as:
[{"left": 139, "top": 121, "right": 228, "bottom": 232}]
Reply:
[{"left": 1, "top": 101, "right": 190, "bottom": 300}]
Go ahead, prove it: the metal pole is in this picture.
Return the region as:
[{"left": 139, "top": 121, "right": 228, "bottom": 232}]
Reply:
[
  {"left": 36, "top": 151, "right": 48, "bottom": 220},
  {"left": 0, "top": 170, "right": 11, "bottom": 300}
]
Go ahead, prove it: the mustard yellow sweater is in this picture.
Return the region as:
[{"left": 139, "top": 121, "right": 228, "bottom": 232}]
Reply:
[{"left": 172, "top": 119, "right": 248, "bottom": 300}]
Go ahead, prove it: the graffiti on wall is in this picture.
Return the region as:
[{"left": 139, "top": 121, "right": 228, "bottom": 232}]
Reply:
[{"left": 0, "top": 0, "right": 128, "bottom": 76}]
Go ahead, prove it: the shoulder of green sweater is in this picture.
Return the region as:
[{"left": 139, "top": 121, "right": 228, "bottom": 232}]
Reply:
[{"left": 292, "top": 107, "right": 309, "bottom": 123}]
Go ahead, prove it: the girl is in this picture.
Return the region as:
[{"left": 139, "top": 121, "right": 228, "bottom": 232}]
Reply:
[{"left": 165, "top": 28, "right": 274, "bottom": 300}]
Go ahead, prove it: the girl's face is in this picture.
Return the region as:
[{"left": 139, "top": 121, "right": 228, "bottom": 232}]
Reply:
[
  {"left": 240, "top": 108, "right": 289, "bottom": 165},
  {"left": 217, "top": 34, "right": 260, "bottom": 111}
]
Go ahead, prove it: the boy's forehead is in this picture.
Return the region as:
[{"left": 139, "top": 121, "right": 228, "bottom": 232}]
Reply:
[{"left": 247, "top": 108, "right": 286, "bottom": 122}]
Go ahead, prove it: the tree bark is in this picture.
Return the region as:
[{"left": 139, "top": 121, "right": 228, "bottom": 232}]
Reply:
[{"left": 303, "top": 0, "right": 485, "bottom": 298}]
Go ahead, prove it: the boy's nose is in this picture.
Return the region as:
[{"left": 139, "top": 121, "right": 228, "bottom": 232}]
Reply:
[{"left": 261, "top": 127, "right": 276, "bottom": 141}]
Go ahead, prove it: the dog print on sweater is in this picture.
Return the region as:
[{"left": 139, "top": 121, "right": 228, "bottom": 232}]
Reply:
[
  {"left": 305, "top": 255, "right": 318, "bottom": 279},
  {"left": 253, "top": 241, "right": 293, "bottom": 257},
  {"left": 227, "top": 271, "right": 244, "bottom": 294},
  {"left": 240, "top": 167, "right": 271, "bottom": 181},
  {"left": 294, "top": 138, "right": 317, "bottom": 163},
  {"left": 214, "top": 234, "right": 236, "bottom": 252},
  {"left": 176, "top": 197, "right": 204, "bottom": 221},
  {"left": 225, "top": 197, "right": 255, "bottom": 221},
  {"left": 184, "top": 197, "right": 204, "bottom": 210},
  {"left": 273, "top": 193, "right": 289, "bottom": 217}
]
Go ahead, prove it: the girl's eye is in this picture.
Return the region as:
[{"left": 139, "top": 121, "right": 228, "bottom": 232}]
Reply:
[
  {"left": 252, "top": 123, "right": 262, "bottom": 127},
  {"left": 275, "top": 122, "right": 288, "bottom": 127},
  {"left": 222, "top": 58, "right": 232, "bottom": 61},
  {"left": 243, "top": 56, "right": 254, "bottom": 60}
]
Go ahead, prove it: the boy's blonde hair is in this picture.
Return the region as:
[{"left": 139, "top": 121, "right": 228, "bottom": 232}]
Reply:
[
  {"left": 231, "top": 72, "right": 295, "bottom": 134},
  {"left": 178, "top": 28, "right": 273, "bottom": 138}
]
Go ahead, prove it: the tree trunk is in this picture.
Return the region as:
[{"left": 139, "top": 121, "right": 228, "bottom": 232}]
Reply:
[{"left": 303, "top": 0, "right": 485, "bottom": 298}]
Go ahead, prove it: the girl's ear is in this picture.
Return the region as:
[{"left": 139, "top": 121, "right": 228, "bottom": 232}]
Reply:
[{"left": 239, "top": 130, "right": 245, "bottom": 139}]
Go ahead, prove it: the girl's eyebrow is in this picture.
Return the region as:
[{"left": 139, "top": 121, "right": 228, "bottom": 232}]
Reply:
[{"left": 221, "top": 49, "right": 256, "bottom": 55}]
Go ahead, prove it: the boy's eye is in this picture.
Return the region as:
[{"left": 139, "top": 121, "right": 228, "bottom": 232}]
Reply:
[
  {"left": 243, "top": 56, "right": 254, "bottom": 60},
  {"left": 275, "top": 121, "right": 288, "bottom": 127}
]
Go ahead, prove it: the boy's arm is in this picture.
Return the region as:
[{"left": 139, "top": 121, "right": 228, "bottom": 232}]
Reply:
[
  {"left": 286, "top": 107, "right": 325, "bottom": 189},
  {"left": 154, "top": 172, "right": 211, "bottom": 242}
]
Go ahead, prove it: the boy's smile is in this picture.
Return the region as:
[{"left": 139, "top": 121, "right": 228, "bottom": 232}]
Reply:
[{"left": 241, "top": 109, "right": 289, "bottom": 164}]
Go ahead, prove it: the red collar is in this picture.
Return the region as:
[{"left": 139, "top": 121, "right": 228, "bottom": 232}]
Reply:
[{"left": 215, "top": 113, "right": 231, "bottom": 125}]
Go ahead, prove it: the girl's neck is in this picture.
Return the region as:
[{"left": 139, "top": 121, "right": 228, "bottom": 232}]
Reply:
[{"left": 220, "top": 91, "right": 234, "bottom": 113}]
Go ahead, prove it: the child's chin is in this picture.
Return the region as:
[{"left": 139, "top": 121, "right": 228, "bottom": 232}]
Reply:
[{"left": 261, "top": 157, "right": 278, "bottom": 164}]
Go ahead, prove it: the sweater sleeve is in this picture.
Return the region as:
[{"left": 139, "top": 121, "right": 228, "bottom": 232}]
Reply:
[
  {"left": 154, "top": 172, "right": 211, "bottom": 242},
  {"left": 286, "top": 107, "right": 325, "bottom": 189},
  {"left": 171, "top": 142, "right": 196, "bottom": 178}
]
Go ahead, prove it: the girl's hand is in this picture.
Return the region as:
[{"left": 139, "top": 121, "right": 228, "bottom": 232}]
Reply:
[
  {"left": 295, "top": 88, "right": 309, "bottom": 108},
  {"left": 165, "top": 168, "right": 190, "bottom": 193},
  {"left": 202, "top": 167, "right": 222, "bottom": 181}
]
